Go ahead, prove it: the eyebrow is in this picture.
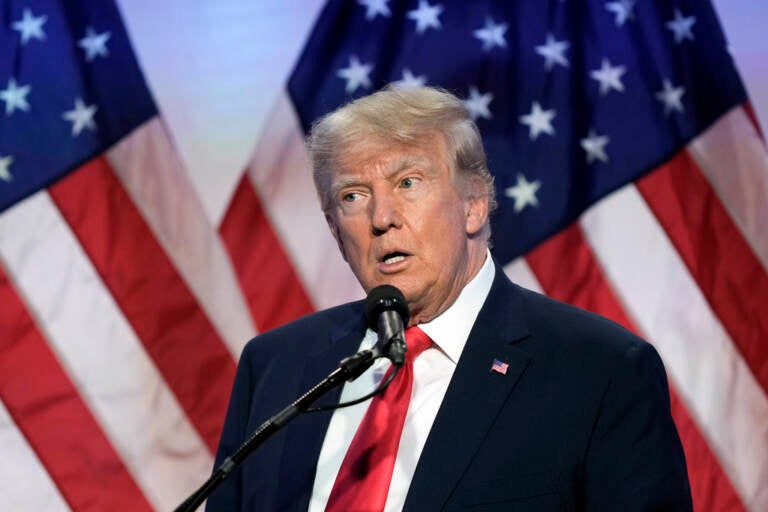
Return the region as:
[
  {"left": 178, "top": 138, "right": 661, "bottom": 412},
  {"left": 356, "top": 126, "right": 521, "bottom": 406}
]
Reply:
[
  {"left": 330, "top": 177, "right": 362, "bottom": 198},
  {"left": 330, "top": 153, "right": 433, "bottom": 197}
]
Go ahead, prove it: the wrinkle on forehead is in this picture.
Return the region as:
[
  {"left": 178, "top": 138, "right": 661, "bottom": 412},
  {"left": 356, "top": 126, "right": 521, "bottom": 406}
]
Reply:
[
  {"left": 335, "top": 127, "right": 446, "bottom": 163},
  {"left": 344, "top": 150, "right": 432, "bottom": 178},
  {"left": 334, "top": 132, "right": 452, "bottom": 175}
]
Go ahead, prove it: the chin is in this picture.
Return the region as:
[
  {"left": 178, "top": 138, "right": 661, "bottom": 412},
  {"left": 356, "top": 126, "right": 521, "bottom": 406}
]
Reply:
[
  {"left": 382, "top": 278, "right": 415, "bottom": 295},
  {"left": 395, "top": 285, "right": 425, "bottom": 312},
  {"left": 361, "top": 273, "right": 421, "bottom": 304}
]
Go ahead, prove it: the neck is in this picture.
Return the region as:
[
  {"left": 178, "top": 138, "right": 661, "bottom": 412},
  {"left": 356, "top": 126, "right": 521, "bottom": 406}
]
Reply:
[{"left": 407, "top": 245, "right": 488, "bottom": 326}]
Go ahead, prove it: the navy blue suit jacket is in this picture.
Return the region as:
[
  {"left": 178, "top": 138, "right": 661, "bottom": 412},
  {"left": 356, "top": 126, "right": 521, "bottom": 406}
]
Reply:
[{"left": 207, "top": 263, "right": 692, "bottom": 511}]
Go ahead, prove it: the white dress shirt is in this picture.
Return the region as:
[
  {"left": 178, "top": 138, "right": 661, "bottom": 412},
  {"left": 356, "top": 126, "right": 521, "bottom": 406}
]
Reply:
[{"left": 309, "top": 251, "right": 496, "bottom": 512}]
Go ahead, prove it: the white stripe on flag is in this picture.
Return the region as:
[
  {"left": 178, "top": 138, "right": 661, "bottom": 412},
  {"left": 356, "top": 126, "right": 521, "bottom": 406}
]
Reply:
[
  {"left": 107, "top": 118, "right": 256, "bottom": 355},
  {"left": 503, "top": 257, "right": 544, "bottom": 294},
  {"left": 580, "top": 184, "right": 768, "bottom": 510},
  {"left": 688, "top": 107, "right": 768, "bottom": 271},
  {"left": 0, "top": 192, "right": 213, "bottom": 511},
  {"left": 246, "top": 92, "right": 364, "bottom": 308},
  {"left": 0, "top": 400, "right": 70, "bottom": 512}
]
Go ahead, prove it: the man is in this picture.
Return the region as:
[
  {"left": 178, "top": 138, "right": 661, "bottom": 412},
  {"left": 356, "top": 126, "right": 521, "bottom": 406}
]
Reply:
[{"left": 207, "top": 86, "right": 692, "bottom": 511}]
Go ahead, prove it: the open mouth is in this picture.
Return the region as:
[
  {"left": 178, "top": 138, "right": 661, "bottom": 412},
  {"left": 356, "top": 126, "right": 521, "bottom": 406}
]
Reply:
[{"left": 381, "top": 251, "right": 408, "bottom": 265}]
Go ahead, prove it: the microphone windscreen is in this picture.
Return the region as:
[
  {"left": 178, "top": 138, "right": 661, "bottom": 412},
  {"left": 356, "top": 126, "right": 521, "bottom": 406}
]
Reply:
[{"left": 364, "top": 285, "right": 410, "bottom": 329}]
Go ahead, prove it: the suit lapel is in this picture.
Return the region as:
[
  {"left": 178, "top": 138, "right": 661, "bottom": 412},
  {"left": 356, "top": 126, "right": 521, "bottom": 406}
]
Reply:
[
  {"left": 404, "top": 267, "right": 532, "bottom": 511},
  {"left": 275, "top": 305, "right": 368, "bottom": 512}
]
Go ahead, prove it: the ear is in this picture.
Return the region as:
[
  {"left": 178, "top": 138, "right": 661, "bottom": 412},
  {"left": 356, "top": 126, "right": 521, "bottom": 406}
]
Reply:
[
  {"left": 326, "top": 213, "right": 349, "bottom": 262},
  {"left": 464, "top": 179, "right": 490, "bottom": 237}
]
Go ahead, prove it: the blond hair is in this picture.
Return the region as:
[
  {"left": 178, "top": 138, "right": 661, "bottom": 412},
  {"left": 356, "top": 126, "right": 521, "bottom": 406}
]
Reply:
[{"left": 307, "top": 86, "right": 497, "bottom": 233}]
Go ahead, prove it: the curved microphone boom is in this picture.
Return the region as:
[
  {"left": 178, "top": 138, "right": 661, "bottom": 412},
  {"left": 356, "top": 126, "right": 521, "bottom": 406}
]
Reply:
[
  {"left": 365, "top": 285, "right": 410, "bottom": 366},
  {"left": 175, "top": 289, "right": 408, "bottom": 512}
]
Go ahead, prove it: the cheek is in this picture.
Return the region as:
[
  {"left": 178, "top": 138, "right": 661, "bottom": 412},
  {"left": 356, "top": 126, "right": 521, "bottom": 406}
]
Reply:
[
  {"left": 432, "top": 202, "right": 470, "bottom": 238},
  {"left": 340, "top": 233, "right": 363, "bottom": 257},
  {"left": 419, "top": 217, "right": 467, "bottom": 266},
  {"left": 337, "top": 223, "right": 371, "bottom": 260}
]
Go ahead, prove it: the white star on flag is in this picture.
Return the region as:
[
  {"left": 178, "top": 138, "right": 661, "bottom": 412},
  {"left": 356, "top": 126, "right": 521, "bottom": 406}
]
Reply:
[
  {"left": 0, "top": 78, "right": 32, "bottom": 116},
  {"left": 78, "top": 27, "right": 111, "bottom": 61},
  {"left": 473, "top": 17, "right": 508, "bottom": 52},
  {"left": 407, "top": 1, "right": 443, "bottom": 34},
  {"left": 12, "top": 8, "right": 47, "bottom": 45},
  {"left": 358, "top": 0, "right": 391, "bottom": 20},
  {"left": 505, "top": 173, "right": 541, "bottom": 213},
  {"left": 666, "top": 9, "right": 696, "bottom": 44},
  {"left": 605, "top": 0, "right": 636, "bottom": 27},
  {"left": 519, "top": 101, "right": 556, "bottom": 140},
  {"left": 62, "top": 98, "right": 98, "bottom": 136},
  {"left": 655, "top": 79, "right": 686, "bottom": 115},
  {"left": 590, "top": 58, "right": 626, "bottom": 95},
  {"left": 393, "top": 69, "right": 427, "bottom": 89},
  {"left": 337, "top": 55, "right": 374, "bottom": 93},
  {"left": 0, "top": 155, "right": 13, "bottom": 182},
  {"left": 581, "top": 130, "right": 610, "bottom": 164},
  {"left": 535, "top": 33, "right": 570, "bottom": 70},
  {"left": 463, "top": 86, "right": 493, "bottom": 120}
]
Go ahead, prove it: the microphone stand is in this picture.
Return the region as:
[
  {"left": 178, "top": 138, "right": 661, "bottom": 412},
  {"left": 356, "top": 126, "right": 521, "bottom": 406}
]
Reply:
[{"left": 174, "top": 348, "right": 382, "bottom": 512}]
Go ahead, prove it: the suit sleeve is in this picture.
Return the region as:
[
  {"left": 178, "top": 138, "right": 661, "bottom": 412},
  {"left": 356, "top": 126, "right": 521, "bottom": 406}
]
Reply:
[
  {"left": 205, "top": 341, "right": 257, "bottom": 511},
  {"left": 583, "top": 341, "right": 693, "bottom": 511}
]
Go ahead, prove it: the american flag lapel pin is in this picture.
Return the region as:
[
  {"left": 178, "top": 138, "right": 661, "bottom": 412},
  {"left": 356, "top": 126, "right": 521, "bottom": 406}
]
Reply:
[{"left": 491, "top": 359, "right": 509, "bottom": 375}]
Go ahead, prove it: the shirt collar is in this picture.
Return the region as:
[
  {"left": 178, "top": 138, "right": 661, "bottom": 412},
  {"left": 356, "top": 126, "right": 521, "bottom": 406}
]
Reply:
[{"left": 418, "top": 249, "right": 495, "bottom": 363}]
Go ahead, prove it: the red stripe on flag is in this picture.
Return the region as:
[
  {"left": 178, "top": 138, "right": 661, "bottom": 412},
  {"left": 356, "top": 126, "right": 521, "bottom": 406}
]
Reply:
[
  {"left": 0, "top": 264, "right": 154, "bottom": 511},
  {"left": 220, "top": 173, "right": 315, "bottom": 332},
  {"left": 525, "top": 223, "right": 746, "bottom": 511},
  {"left": 636, "top": 152, "right": 768, "bottom": 397},
  {"left": 668, "top": 391, "right": 747, "bottom": 511},
  {"left": 48, "top": 157, "right": 236, "bottom": 452}
]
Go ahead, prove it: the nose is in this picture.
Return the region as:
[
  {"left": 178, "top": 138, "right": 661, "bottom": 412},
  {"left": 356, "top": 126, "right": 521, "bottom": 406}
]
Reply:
[{"left": 370, "top": 189, "right": 402, "bottom": 235}]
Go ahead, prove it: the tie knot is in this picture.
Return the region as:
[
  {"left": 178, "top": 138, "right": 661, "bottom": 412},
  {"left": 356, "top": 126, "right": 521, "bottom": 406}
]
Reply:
[{"left": 404, "top": 326, "right": 432, "bottom": 361}]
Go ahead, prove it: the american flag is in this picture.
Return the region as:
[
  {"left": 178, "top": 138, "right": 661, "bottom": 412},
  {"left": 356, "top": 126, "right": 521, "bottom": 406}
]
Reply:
[
  {"left": 491, "top": 359, "right": 509, "bottom": 375},
  {"left": 0, "top": 0, "right": 766, "bottom": 510}
]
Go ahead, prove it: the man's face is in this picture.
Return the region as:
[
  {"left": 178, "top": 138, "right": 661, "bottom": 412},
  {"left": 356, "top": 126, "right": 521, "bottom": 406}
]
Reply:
[{"left": 325, "top": 135, "right": 489, "bottom": 325}]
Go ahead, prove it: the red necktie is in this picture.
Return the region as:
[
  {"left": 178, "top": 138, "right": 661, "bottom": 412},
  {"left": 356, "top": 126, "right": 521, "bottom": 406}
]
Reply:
[{"left": 325, "top": 326, "right": 433, "bottom": 512}]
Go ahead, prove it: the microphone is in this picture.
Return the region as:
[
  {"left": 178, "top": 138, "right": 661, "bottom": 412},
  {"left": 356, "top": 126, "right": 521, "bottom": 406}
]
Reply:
[{"left": 365, "top": 285, "right": 410, "bottom": 366}]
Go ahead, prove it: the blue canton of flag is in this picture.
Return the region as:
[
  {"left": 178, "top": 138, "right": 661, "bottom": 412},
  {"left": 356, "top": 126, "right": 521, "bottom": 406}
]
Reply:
[
  {"left": 0, "top": 0, "right": 156, "bottom": 212},
  {"left": 287, "top": 0, "right": 745, "bottom": 265}
]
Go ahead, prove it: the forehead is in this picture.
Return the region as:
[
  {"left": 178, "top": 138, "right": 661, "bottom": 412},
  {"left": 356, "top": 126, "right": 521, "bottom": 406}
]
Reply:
[{"left": 332, "top": 132, "right": 452, "bottom": 177}]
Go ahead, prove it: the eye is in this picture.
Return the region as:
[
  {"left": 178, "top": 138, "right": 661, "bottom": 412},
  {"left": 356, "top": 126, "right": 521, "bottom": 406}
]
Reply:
[
  {"left": 400, "top": 177, "right": 418, "bottom": 189},
  {"left": 342, "top": 192, "right": 360, "bottom": 203}
]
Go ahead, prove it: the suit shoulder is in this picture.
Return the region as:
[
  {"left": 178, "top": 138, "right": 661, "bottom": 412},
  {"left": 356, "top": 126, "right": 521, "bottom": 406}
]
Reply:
[
  {"left": 514, "top": 284, "right": 649, "bottom": 360},
  {"left": 239, "top": 300, "right": 365, "bottom": 360}
]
